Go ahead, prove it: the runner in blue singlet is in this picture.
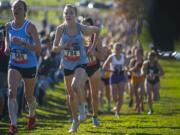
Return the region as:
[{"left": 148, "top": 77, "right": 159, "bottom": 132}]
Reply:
[
  {"left": 52, "top": 5, "right": 100, "bottom": 133},
  {"left": 4, "top": 0, "right": 41, "bottom": 134}
]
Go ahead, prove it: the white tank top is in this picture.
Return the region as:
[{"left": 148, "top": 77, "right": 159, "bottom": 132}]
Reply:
[{"left": 110, "top": 53, "right": 125, "bottom": 72}]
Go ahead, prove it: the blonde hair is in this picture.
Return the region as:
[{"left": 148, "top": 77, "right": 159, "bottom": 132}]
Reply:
[{"left": 64, "top": 4, "right": 77, "bottom": 16}]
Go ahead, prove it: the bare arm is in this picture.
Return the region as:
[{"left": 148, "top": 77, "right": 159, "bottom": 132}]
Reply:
[
  {"left": 129, "top": 59, "right": 137, "bottom": 72},
  {"left": 94, "top": 46, "right": 103, "bottom": 60},
  {"left": 141, "top": 60, "right": 148, "bottom": 76},
  {"left": 51, "top": 24, "right": 65, "bottom": 53},
  {"left": 81, "top": 24, "right": 100, "bottom": 37},
  {"left": 81, "top": 24, "right": 100, "bottom": 51},
  {"left": 4, "top": 23, "right": 10, "bottom": 56},
  {"left": 26, "top": 23, "right": 41, "bottom": 55},
  {"left": 102, "top": 55, "right": 112, "bottom": 71},
  {"left": 123, "top": 53, "right": 128, "bottom": 71},
  {"left": 156, "top": 62, "right": 164, "bottom": 77},
  {"left": 93, "top": 36, "right": 104, "bottom": 60}
]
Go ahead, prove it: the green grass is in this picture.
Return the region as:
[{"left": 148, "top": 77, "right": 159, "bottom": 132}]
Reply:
[
  {"left": 0, "top": 59, "right": 180, "bottom": 134},
  {"left": 139, "top": 26, "right": 152, "bottom": 52},
  {"left": 175, "top": 41, "right": 180, "bottom": 51}
]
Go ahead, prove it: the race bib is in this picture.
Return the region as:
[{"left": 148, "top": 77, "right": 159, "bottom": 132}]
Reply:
[
  {"left": 64, "top": 43, "right": 81, "bottom": 61},
  {"left": 12, "top": 50, "right": 28, "bottom": 64}
]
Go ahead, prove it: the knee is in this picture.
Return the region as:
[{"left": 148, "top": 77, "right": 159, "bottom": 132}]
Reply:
[
  {"left": 92, "top": 95, "right": 98, "bottom": 103},
  {"left": 8, "top": 88, "right": 16, "bottom": 99},
  {"left": 99, "top": 91, "right": 103, "bottom": 97},
  {"left": 147, "top": 95, "right": 152, "bottom": 102},
  {"left": 71, "top": 81, "right": 78, "bottom": 91},
  {"left": 71, "top": 79, "right": 84, "bottom": 92},
  {"left": 68, "top": 94, "right": 74, "bottom": 102}
]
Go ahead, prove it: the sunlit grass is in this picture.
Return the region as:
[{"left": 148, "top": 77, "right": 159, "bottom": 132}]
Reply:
[{"left": 0, "top": 58, "right": 180, "bottom": 134}]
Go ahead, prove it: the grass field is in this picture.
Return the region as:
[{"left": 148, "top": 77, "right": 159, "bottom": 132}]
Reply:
[{"left": 0, "top": 59, "right": 180, "bottom": 135}]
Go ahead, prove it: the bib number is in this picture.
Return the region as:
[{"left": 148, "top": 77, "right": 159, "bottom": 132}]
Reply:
[{"left": 64, "top": 43, "right": 81, "bottom": 61}]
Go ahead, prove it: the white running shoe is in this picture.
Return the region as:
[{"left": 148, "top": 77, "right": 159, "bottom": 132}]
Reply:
[
  {"left": 68, "top": 120, "right": 80, "bottom": 133},
  {"left": 115, "top": 111, "right": 120, "bottom": 118},
  {"left": 147, "top": 109, "right": 154, "bottom": 115}
]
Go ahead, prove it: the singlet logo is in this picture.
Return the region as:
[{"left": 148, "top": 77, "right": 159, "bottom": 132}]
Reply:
[
  {"left": 11, "top": 36, "right": 27, "bottom": 44},
  {"left": 11, "top": 49, "right": 28, "bottom": 64}
]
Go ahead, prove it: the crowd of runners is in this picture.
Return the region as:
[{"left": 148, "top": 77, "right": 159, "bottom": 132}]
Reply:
[{"left": 0, "top": 0, "right": 165, "bottom": 134}]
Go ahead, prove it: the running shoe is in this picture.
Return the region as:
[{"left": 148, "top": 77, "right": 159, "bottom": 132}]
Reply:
[
  {"left": 68, "top": 120, "right": 80, "bottom": 133},
  {"left": 27, "top": 116, "right": 36, "bottom": 130},
  {"left": 112, "top": 106, "right": 117, "bottom": 112},
  {"left": 115, "top": 111, "right": 120, "bottom": 118},
  {"left": 147, "top": 109, "right": 154, "bottom": 115},
  {"left": 8, "top": 125, "right": 17, "bottom": 135},
  {"left": 92, "top": 117, "right": 100, "bottom": 127}
]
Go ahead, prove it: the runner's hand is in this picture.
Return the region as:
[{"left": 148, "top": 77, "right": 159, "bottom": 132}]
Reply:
[{"left": 4, "top": 47, "right": 10, "bottom": 56}]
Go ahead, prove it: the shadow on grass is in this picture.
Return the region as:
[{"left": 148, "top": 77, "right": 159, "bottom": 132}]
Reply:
[
  {"left": 87, "top": 130, "right": 120, "bottom": 134},
  {"left": 161, "top": 97, "right": 180, "bottom": 103},
  {"left": 87, "top": 130, "right": 161, "bottom": 135},
  {"left": 135, "top": 133, "right": 161, "bottom": 135},
  {"left": 0, "top": 87, "right": 69, "bottom": 134},
  {"left": 161, "top": 86, "right": 180, "bottom": 90},
  {"left": 158, "top": 111, "right": 180, "bottom": 116},
  {"left": 128, "top": 126, "right": 180, "bottom": 129},
  {"left": 35, "top": 90, "right": 69, "bottom": 120}
]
